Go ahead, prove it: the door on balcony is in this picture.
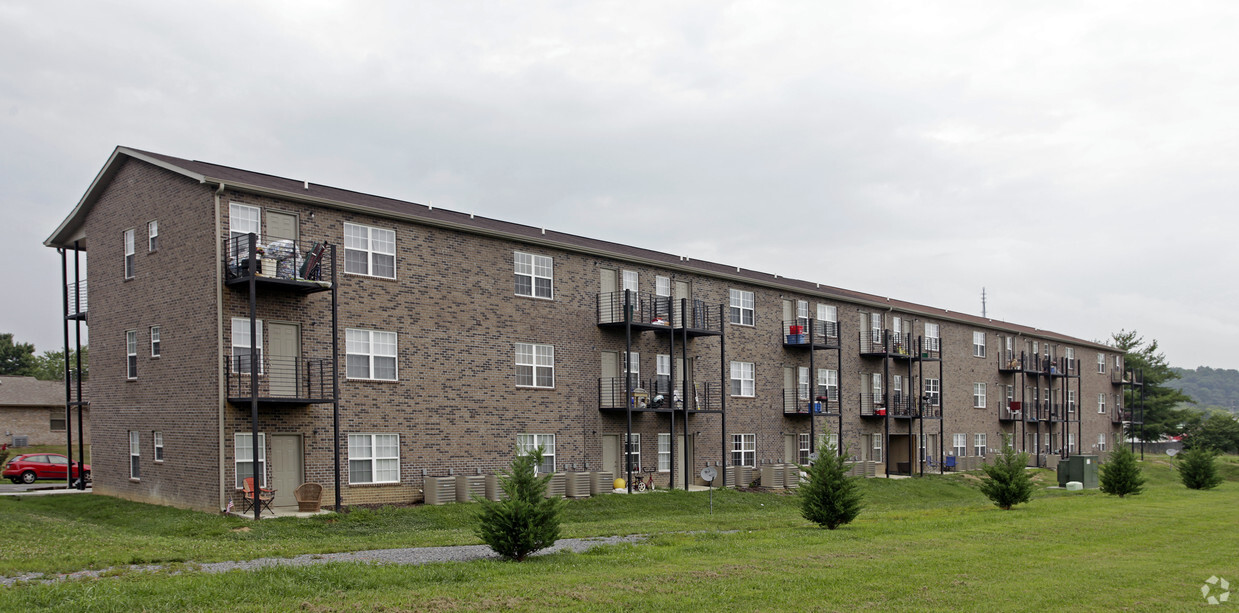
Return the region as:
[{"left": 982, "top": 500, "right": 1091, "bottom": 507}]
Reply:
[
  {"left": 270, "top": 434, "right": 303, "bottom": 509},
  {"left": 269, "top": 323, "right": 300, "bottom": 398},
  {"left": 674, "top": 280, "right": 691, "bottom": 326}
]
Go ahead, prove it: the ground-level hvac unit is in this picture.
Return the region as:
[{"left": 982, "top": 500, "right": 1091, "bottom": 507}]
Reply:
[
  {"left": 590, "top": 471, "right": 614, "bottom": 495},
  {"left": 726, "top": 465, "right": 754, "bottom": 488},
  {"left": 484, "top": 474, "right": 507, "bottom": 501},
  {"left": 544, "top": 473, "right": 566, "bottom": 498},
  {"left": 783, "top": 464, "right": 802, "bottom": 489},
  {"left": 456, "top": 475, "right": 486, "bottom": 503},
  {"left": 760, "top": 464, "right": 784, "bottom": 489},
  {"left": 564, "top": 472, "right": 591, "bottom": 498},
  {"left": 423, "top": 476, "right": 456, "bottom": 505}
]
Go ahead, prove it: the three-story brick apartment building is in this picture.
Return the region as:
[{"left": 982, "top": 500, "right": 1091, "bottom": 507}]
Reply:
[{"left": 45, "top": 147, "right": 1131, "bottom": 513}]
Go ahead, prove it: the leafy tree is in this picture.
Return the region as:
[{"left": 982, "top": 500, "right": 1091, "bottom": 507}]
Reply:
[
  {"left": 1099, "top": 445, "right": 1144, "bottom": 497},
  {"left": 1110, "top": 330, "right": 1193, "bottom": 442},
  {"left": 1181, "top": 410, "right": 1239, "bottom": 454},
  {"left": 475, "top": 446, "right": 566, "bottom": 561},
  {"left": 29, "top": 347, "right": 89, "bottom": 382},
  {"left": 0, "top": 333, "right": 37, "bottom": 377},
  {"left": 799, "top": 444, "right": 863, "bottom": 529},
  {"left": 978, "top": 437, "right": 1034, "bottom": 510},
  {"left": 1170, "top": 366, "right": 1239, "bottom": 412},
  {"left": 1176, "top": 447, "right": 1224, "bottom": 490}
]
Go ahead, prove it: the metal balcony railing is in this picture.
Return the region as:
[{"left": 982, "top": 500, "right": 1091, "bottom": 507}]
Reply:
[
  {"left": 1112, "top": 409, "right": 1131, "bottom": 424},
  {"left": 919, "top": 336, "right": 941, "bottom": 360},
  {"left": 998, "top": 350, "right": 1021, "bottom": 372},
  {"left": 889, "top": 395, "right": 916, "bottom": 417},
  {"left": 225, "top": 355, "right": 332, "bottom": 402},
  {"left": 859, "top": 330, "right": 888, "bottom": 356},
  {"left": 780, "top": 320, "right": 840, "bottom": 347},
  {"left": 859, "top": 392, "right": 886, "bottom": 417},
  {"left": 673, "top": 298, "right": 723, "bottom": 333},
  {"left": 597, "top": 291, "right": 671, "bottom": 326},
  {"left": 224, "top": 234, "right": 333, "bottom": 286},
  {"left": 920, "top": 402, "right": 942, "bottom": 419},
  {"left": 999, "top": 403, "right": 1022, "bottom": 421},
  {"left": 67, "top": 280, "right": 87, "bottom": 318},
  {"left": 889, "top": 333, "right": 914, "bottom": 358},
  {"left": 599, "top": 377, "right": 720, "bottom": 411}
]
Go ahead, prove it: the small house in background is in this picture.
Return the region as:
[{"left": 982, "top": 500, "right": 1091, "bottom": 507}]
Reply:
[{"left": 0, "top": 376, "right": 88, "bottom": 447}]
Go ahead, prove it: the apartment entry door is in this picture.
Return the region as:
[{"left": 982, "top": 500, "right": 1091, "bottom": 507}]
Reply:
[
  {"left": 602, "top": 434, "right": 621, "bottom": 479},
  {"left": 269, "top": 434, "right": 303, "bottom": 509},
  {"left": 268, "top": 323, "right": 300, "bottom": 397}
]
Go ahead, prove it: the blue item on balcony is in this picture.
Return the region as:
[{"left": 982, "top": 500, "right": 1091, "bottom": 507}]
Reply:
[{"left": 786, "top": 334, "right": 805, "bottom": 344}]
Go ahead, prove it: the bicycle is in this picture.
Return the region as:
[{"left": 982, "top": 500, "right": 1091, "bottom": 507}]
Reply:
[{"left": 634, "top": 467, "right": 657, "bottom": 492}]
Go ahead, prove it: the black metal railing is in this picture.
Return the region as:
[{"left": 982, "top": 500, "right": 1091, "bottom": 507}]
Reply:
[
  {"left": 889, "top": 395, "right": 916, "bottom": 417},
  {"left": 224, "top": 234, "right": 333, "bottom": 284},
  {"left": 780, "top": 320, "right": 839, "bottom": 347},
  {"left": 784, "top": 388, "right": 838, "bottom": 415},
  {"left": 597, "top": 291, "right": 672, "bottom": 326},
  {"left": 225, "top": 355, "right": 331, "bottom": 402},
  {"left": 859, "top": 392, "right": 886, "bottom": 417},
  {"left": 67, "top": 280, "right": 87, "bottom": 317},
  {"left": 599, "top": 377, "right": 720, "bottom": 410},
  {"left": 859, "top": 330, "right": 888, "bottom": 355},
  {"left": 889, "top": 333, "right": 914, "bottom": 358},
  {"left": 920, "top": 402, "right": 942, "bottom": 419},
  {"left": 1024, "top": 354, "right": 1045, "bottom": 374},
  {"left": 999, "top": 403, "right": 1022, "bottom": 421},
  {"left": 675, "top": 299, "right": 723, "bottom": 333},
  {"left": 919, "top": 336, "right": 941, "bottom": 360},
  {"left": 1046, "top": 403, "right": 1066, "bottom": 422},
  {"left": 1112, "top": 408, "right": 1130, "bottom": 424},
  {"left": 998, "top": 350, "right": 1021, "bottom": 372}
]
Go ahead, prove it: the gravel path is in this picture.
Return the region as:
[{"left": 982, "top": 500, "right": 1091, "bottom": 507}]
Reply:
[{"left": 1, "top": 535, "right": 647, "bottom": 587}]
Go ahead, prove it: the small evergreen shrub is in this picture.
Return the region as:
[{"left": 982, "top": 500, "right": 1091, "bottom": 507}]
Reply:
[
  {"left": 799, "top": 444, "right": 863, "bottom": 529},
  {"left": 1177, "top": 447, "right": 1224, "bottom": 490},
  {"left": 475, "top": 446, "right": 566, "bottom": 561},
  {"left": 978, "top": 438, "right": 1033, "bottom": 510},
  {"left": 1099, "top": 445, "right": 1144, "bottom": 497}
]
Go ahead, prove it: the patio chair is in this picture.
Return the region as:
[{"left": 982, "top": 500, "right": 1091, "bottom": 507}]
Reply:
[
  {"left": 294, "top": 482, "right": 324, "bottom": 513},
  {"left": 242, "top": 477, "right": 276, "bottom": 516}
]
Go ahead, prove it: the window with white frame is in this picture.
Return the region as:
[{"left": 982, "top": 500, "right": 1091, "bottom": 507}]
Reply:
[
  {"left": 1097, "top": 433, "right": 1107, "bottom": 452},
  {"left": 150, "top": 326, "right": 160, "bottom": 358},
  {"left": 974, "top": 433, "right": 987, "bottom": 457},
  {"left": 346, "top": 329, "right": 398, "bottom": 380},
  {"left": 827, "top": 433, "right": 839, "bottom": 452},
  {"left": 148, "top": 220, "right": 158, "bottom": 252},
  {"left": 1065, "top": 347, "right": 1075, "bottom": 361},
  {"left": 621, "top": 270, "right": 638, "bottom": 294},
  {"left": 515, "top": 343, "right": 554, "bottom": 388},
  {"left": 1097, "top": 353, "right": 1106, "bottom": 374},
  {"left": 129, "top": 431, "right": 140, "bottom": 479},
  {"left": 153, "top": 431, "right": 164, "bottom": 462},
  {"left": 973, "top": 331, "right": 986, "bottom": 358},
  {"left": 658, "top": 433, "right": 671, "bottom": 472},
  {"left": 924, "top": 323, "right": 940, "bottom": 351},
  {"left": 925, "top": 378, "right": 941, "bottom": 406},
  {"left": 1068, "top": 390, "right": 1077, "bottom": 413},
  {"left": 517, "top": 434, "right": 556, "bottom": 474},
  {"left": 871, "top": 434, "right": 882, "bottom": 463},
  {"left": 230, "top": 318, "right": 263, "bottom": 374},
  {"left": 234, "top": 432, "right": 265, "bottom": 488},
  {"left": 729, "top": 289, "right": 754, "bottom": 326},
  {"left": 126, "top": 330, "right": 137, "bottom": 379},
  {"left": 730, "top": 361, "right": 755, "bottom": 397},
  {"left": 1006, "top": 385, "right": 1014, "bottom": 406},
  {"left": 798, "top": 366, "right": 810, "bottom": 400},
  {"left": 656, "top": 354, "right": 671, "bottom": 393},
  {"left": 622, "top": 351, "right": 640, "bottom": 389},
  {"left": 228, "top": 203, "right": 261, "bottom": 259},
  {"left": 817, "top": 304, "right": 838, "bottom": 337},
  {"left": 796, "top": 300, "right": 809, "bottom": 327},
  {"left": 973, "top": 383, "right": 986, "bottom": 408},
  {"left": 348, "top": 433, "right": 400, "bottom": 484},
  {"left": 1115, "top": 354, "right": 1122, "bottom": 370},
  {"left": 1068, "top": 433, "right": 1076, "bottom": 453},
  {"left": 1098, "top": 393, "right": 1107, "bottom": 414},
  {"left": 655, "top": 276, "right": 671, "bottom": 297},
  {"left": 514, "top": 252, "right": 553, "bottom": 299},
  {"left": 799, "top": 432, "right": 811, "bottom": 465},
  {"left": 623, "top": 433, "right": 641, "bottom": 472},
  {"left": 123, "top": 229, "right": 135, "bottom": 279},
  {"left": 818, "top": 368, "right": 838, "bottom": 401},
  {"left": 343, "top": 223, "right": 396, "bottom": 278},
  {"left": 953, "top": 433, "right": 967, "bottom": 457},
  {"left": 732, "top": 433, "right": 755, "bottom": 467}
]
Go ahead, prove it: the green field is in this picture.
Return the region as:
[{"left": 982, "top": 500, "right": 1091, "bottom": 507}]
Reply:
[{"left": 0, "top": 456, "right": 1235, "bottom": 611}]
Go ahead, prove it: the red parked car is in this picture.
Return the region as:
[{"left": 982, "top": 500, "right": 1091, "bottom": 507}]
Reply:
[{"left": 3, "top": 453, "right": 91, "bottom": 484}]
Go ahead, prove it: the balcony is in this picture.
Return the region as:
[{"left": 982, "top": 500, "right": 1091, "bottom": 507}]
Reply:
[
  {"left": 599, "top": 377, "right": 721, "bottom": 412},
  {"left": 889, "top": 333, "right": 915, "bottom": 360},
  {"left": 225, "top": 355, "right": 333, "bottom": 406},
  {"left": 1112, "top": 369, "right": 1142, "bottom": 386},
  {"left": 1046, "top": 403, "right": 1068, "bottom": 422},
  {"left": 999, "top": 402, "right": 1023, "bottom": 422},
  {"left": 1024, "top": 355, "right": 1045, "bottom": 375},
  {"left": 673, "top": 299, "right": 725, "bottom": 337},
  {"left": 66, "top": 280, "right": 87, "bottom": 321},
  {"left": 1046, "top": 358, "right": 1076, "bottom": 378},
  {"left": 1112, "top": 408, "right": 1131, "bottom": 424},
  {"left": 859, "top": 331, "right": 889, "bottom": 357},
  {"left": 781, "top": 320, "right": 841, "bottom": 350},
  {"left": 918, "top": 337, "right": 941, "bottom": 361},
  {"left": 997, "top": 351, "right": 1021, "bottom": 374},
  {"left": 1024, "top": 404, "right": 1042, "bottom": 423},
  {"left": 224, "top": 234, "right": 334, "bottom": 294},
  {"left": 598, "top": 292, "right": 671, "bottom": 330},
  {"left": 782, "top": 389, "right": 840, "bottom": 416},
  {"left": 859, "top": 393, "right": 886, "bottom": 418},
  {"left": 889, "top": 395, "right": 916, "bottom": 418},
  {"left": 920, "top": 402, "right": 942, "bottom": 419}
]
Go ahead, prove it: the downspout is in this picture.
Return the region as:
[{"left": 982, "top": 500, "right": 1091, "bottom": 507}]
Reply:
[{"left": 214, "top": 182, "right": 226, "bottom": 512}]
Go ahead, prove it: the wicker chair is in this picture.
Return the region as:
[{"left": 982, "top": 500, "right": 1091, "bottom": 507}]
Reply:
[{"left": 294, "top": 482, "right": 323, "bottom": 512}]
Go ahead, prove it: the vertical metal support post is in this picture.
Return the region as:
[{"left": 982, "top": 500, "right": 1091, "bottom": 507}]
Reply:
[
  {"left": 668, "top": 299, "right": 676, "bottom": 491},
  {"left": 249, "top": 233, "right": 260, "bottom": 521},
  {"left": 74, "top": 243, "right": 85, "bottom": 489},
  {"left": 60, "top": 248, "right": 73, "bottom": 489},
  {"left": 808, "top": 318, "right": 816, "bottom": 454},
  {"left": 883, "top": 330, "right": 890, "bottom": 478},
  {"left": 720, "top": 305, "right": 727, "bottom": 488},
  {"left": 624, "top": 289, "right": 633, "bottom": 493},
  {"left": 681, "top": 300, "right": 690, "bottom": 492},
  {"left": 1139, "top": 370, "right": 1145, "bottom": 460},
  {"left": 331, "top": 245, "right": 342, "bottom": 512},
  {"left": 837, "top": 341, "right": 843, "bottom": 457}
]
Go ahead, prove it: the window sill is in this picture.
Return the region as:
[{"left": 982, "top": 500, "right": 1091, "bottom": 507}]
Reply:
[
  {"left": 346, "top": 377, "right": 400, "bottom": 383},
  {"left": 348, "top": 481, "right": 402, "bottom": 488},
  {"left": 343, "top": 271, "right": 398, "bottom": 281},
  {"left": 729, "top": 322, "right": 755, "bottom": 328},
  {"left": 516, "top": 385, "right": 556, "bottom": 391},
  {"left": 129, "top": 478, "right": 141, "bottom": 483}
]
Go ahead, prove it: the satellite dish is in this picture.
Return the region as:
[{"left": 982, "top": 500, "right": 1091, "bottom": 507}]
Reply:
[
  {"left": 1166, "top": 448, "right": 1179, "bottom": 457},
  {"left": 808, "top": 452, "right": 820, "bottom": 462},
  {"left": 700, "top": 466, "right": 717, "bottom": 482}
]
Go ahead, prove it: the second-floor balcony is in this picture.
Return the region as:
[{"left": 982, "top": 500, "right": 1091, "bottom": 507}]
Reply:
[
  {"left": 859, "top": 392, "right": 886, "bottom": 417},
  {"left": 598, "top": 377, "right": 721, "bottom": 411},
  {"left": 1112, "top": 408, "right": 1131, "bottom": 424},
  {"left": 66, "top": 280, "right": 87, "bottom": 321},
  {"left": 999, "top": 402, "right": 1022, "bottom": 422},
  {"left": 598, "top": 292, "right": 724, "bottom": 336},
  {"left": 1112, "top": 369, "right": 1142, "bottom": 386},
  {"left": 224, "top": 234, "right": 334, "bottom": 294},
  {"left": 225, "top": 355, "right": 334, "bottom": 405},
  {"left": 889, "top": 395, "right": 916, "bottom": 418},
  {"left": 783, "top": 388, "right": 840, "bottom": 415}
]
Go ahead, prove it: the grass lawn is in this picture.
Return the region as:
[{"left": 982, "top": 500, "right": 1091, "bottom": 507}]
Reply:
[{"left": 0, "top": 456, "right": 1235, "bottom": 611}]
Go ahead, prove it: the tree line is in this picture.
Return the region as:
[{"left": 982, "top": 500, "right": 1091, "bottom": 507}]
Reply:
[{"left": 0, "top": 333, "right": 87, "bottom": 382}]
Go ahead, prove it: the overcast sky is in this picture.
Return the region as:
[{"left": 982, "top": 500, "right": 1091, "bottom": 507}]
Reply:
[{"left": 2, "top": 1, "right": 1236, "bottom": 369}]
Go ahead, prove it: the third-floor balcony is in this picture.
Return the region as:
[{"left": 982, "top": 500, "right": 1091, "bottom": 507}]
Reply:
[
  {"left": 999, "top": 402, "right": 1022, "bottom": 422},
  {"left": 781, "top": 320, "right": 840, "bottom": 350},
  {"left": 66, "top": 280, "right": 87, "bottom": 321},
  {"left": 224, "top": 234, "right": 334, "bottom": 294}
]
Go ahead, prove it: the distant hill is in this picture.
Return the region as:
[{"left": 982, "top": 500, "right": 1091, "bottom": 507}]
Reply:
[{"left": 1170, "top": 366, "right": 1239, "bottom": 412}]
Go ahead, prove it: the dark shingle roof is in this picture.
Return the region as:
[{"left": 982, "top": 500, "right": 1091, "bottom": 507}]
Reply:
[{"left": 0, "top": 376, "right": 64, "bottom": 407}]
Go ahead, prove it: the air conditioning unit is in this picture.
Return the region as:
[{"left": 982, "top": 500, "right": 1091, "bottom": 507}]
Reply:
[
  {"left": 423, "top": 476, "right": 456, "bottom": 505},
  {"left": 565, "top": 472, "right": 591, "bottom": 498},
  {"left": 783, "top": 464, "right": 802, "bottom": 489},
  {"left": 590, "top": 471, "right": 614, "bottom": 495},
  {"left": 484, "top": 474, "right": 508, "bottom": 501},
  {"left": 455, "top": 475, "right": 485, "bottom": 503},
  {"left": 544, "top": 473, "right": 566, "bottom": 498},
  {"left": 760, "top": 464, "right": 784, "bottom": 489}
]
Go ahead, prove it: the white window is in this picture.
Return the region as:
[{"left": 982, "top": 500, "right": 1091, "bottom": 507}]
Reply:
[
  {"left": 622, "top": 270, "right": 639, "bottom": 293},
  {"left": 515, "top": 343, "right": 554, "bottom": 388},
  {"left": 234, "top": 432, "right": 265, "bottom": 488},
  {"left": 796, "top": 300, "right": 809, "bottom": 326},
  {"left": 622, "top": 351, "right": 640, "bottom": 389},
  {"left": 658, "top": 433, "right": 671, "bottom": 472},
  {"left": 871, "top": 434, "right": 882, "bottom": 463},
  {"left": 818, "top": 368, "right": 838, "bottom": 401},
  {"left": 153, "top": 431, "right": 164, "bottom": 462},
  {"left": 517, "top": 434, "right": 555, "bottom": 474},
  {"left": 150, "top": 326, "right": 161, "bottom": 358},
  {"left": 827, "top": 433, "right": 839, "bottom": 452},
  {"left": 343, "top": 223, "right": 396, "bottom": 278},
  {"left": 798, "top": 366, "right": 810, "bottom": 400},
  {"left": 730, "top": 361, "right": 755, "bottom": 397},
  {"left": 1097, "top": 353, "right": 1106, "bottom": 374},
  {"left": 230, "top": 318, "right": 263, "bottom": 374},
  {"left": 123, "top": 229, "right": 135, "bottom": 279},
  {"left": 126, "top": 330, "right": 137, "bottom": 379},
  {"left": 732, "top": 433, "right": 756, "bottom": 467},
  {"left": 1115, "top": 355, "right": 1123, "bottom": 370},
  {"left": 973, "top": 383, "right": 986, "bottom": 408},
  {"left": 656, "top": 354, "right": 671, "bottom": 392},
  {"left": 346, "top": 329, "right": 398, "bottom": 381},
  {"left": 973, "top": 331, "right": 986, "bottom": 358},
  {"left": 514, "top": 252, "right": 553, "bottom": 299},
  {"left": 1068, "top": 390, "right": 1077, "bottom": 413},
  {"left": 1097, "top": 433, "right": 1107, "bottom": 452},
  {"left": 817, "top": 304, "right": 838, "bottom": 337},
  {"left": 729, "top": 289, "right": 754, "bottom": 326},
  {"left": 1098, "top": 393, "right": 1107, "bottom": 414},
  {"left": 348, "top": 433, "right": 400, "bottom": 484},
  {"left": 655, "top": 276, "right": 671, "bottom": 297},
  {"left": 799, "top": 432, "right": 811, "bottom": 465},
  {"left": 953, "top": 433, "right": 967, "bottom": 457},
  {"left": 1068, "top": 433, "right": 1076, "bottom": 453},
  {"left": 925, "top": 378, "right": 941, "bottom": 406},
  {"left": 228, "top": 203, "right": 261, "bottom": 259},
  {"left": 924, "top": 323, "right": 940, "bottom": 351},
  {"left": 129, "top": 431, "right": 141, "bottom": 479},
  {"left": 148, "top": 220, "right": 158, "bottom": 252},
  {"left": 623, "top": 433, "right": 641, "bottom": 472},
  {"left": 975, "top": 433, "right": 987, "bottom": 457},
  {"left": 1066, "top": 347, "right": 1075, "bottom": 361},
  {"left": 869, "top": 313, "right": 883, "bottom": 342},
  {"left": 1006, "top": 385, "right": 1014, "bottom": 406}
]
